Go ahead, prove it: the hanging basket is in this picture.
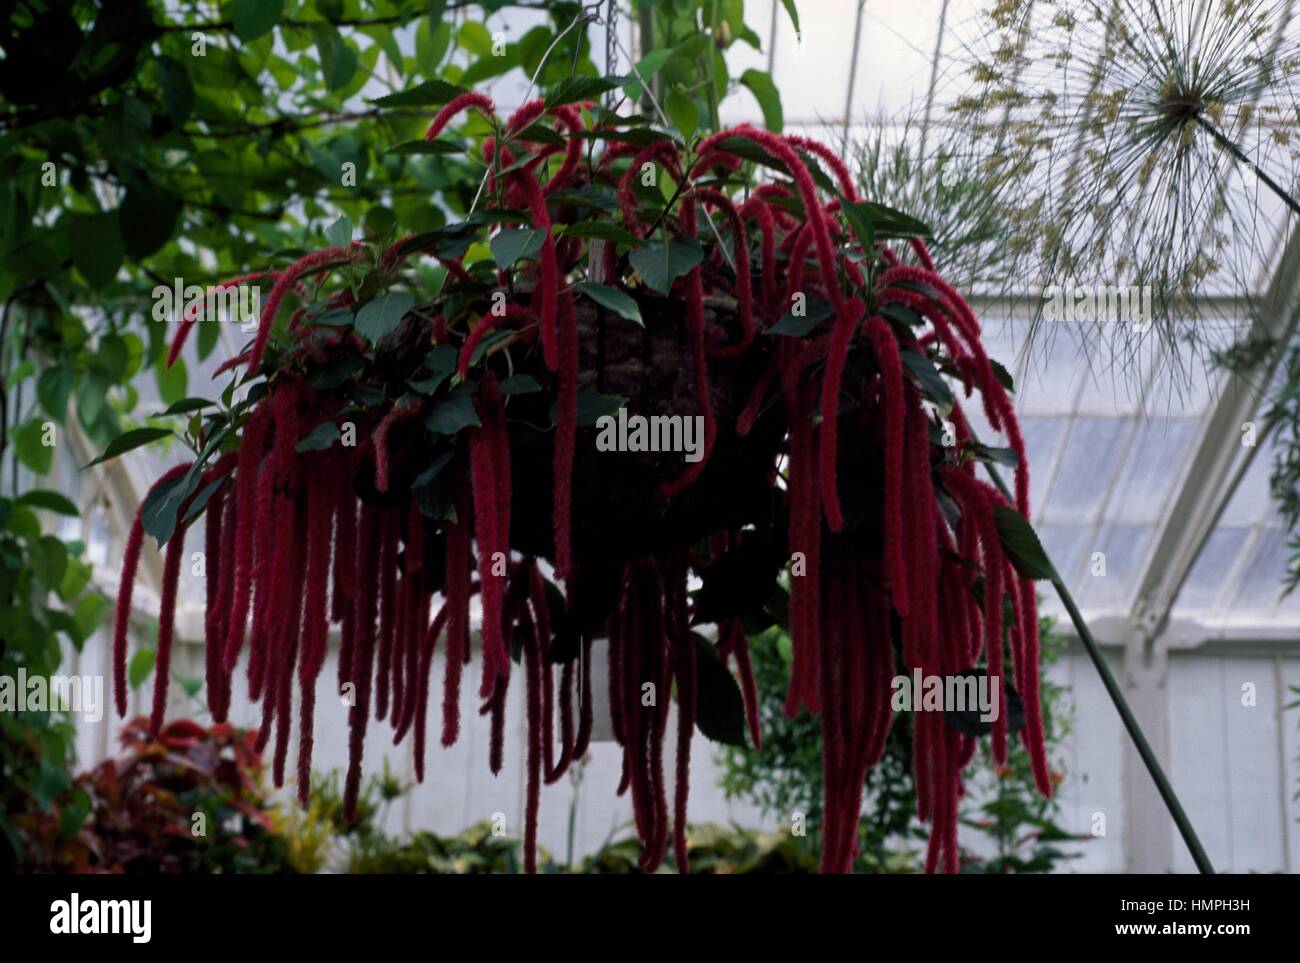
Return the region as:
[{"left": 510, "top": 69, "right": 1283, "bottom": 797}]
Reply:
[{"left": 111, "top": 93, "right": 1053, "bottom": 876}]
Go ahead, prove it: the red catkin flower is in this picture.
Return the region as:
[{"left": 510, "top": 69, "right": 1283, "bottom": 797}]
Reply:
[
  {"left": 862, "top": 316, "right": 910, "bottom": 616},
  {"left": 817, "top": 298, "right": 867, "bottom": 530},
  {"left": 423, "top": 91, "right": 496, "bottom": 141},
  {"left": 441, "top": 466, "right": 473, "bottom": 747},
  {"left": 148, "top": 521, "right": 188, "bottom": 738},
  {"left": 373, "top": 399, "right": 422, "bottom": 494},
  {"left": 343, "top": 503, "right": 383, "bottom": 821},
  {"left": 552, "top": 292, "right": 578, "bottom": 577},
  {"left": 246, "top": 248, "right": 359, "bottom": 376},
  {"left": 167, "top": 272, "right": 266, "bottom": 368},
  {"left": 223, "top": 404, "right": 273, "bottom": 671},
  {"left": 114, "top": 462, "right": 192, "bottom": 719}
]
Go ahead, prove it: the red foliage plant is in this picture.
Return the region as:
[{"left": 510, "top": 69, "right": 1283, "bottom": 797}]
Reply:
[{"left": 116, "top": 95, "right": 1049, "bottom": 875}]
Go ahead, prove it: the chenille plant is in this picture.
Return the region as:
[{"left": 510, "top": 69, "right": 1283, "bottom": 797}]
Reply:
[{"left": 102, "top": 28, "right": 1056, "bottom": 878}]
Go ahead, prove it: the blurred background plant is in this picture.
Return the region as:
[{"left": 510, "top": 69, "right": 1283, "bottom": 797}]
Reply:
[
  {"left": 844, "top": 110, "right": 1038, "bottom": 297},
  {"left": 951, "top": 0, "right": 1300, "bottom": 377},
  {"left": 11, "top": 717, "right": 290, "bottom": 873}
]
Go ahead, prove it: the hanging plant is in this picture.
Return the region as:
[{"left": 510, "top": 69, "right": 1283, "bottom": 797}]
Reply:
[{"left": 106, "top": 85, "right": 1054, "bottom": 875}]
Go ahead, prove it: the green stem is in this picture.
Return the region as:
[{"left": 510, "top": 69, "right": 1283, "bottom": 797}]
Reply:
[
  {"left": 1194, "top": 114, "right": 1300, "bottom": 219},
  {"left": 977, "top": 457, "right": 1216, "bottom": 875},
  {"left": 703, "top": 1, "right": 722, "bottom": 134}
]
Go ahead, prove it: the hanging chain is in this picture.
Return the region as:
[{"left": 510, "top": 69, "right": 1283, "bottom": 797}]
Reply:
[{"left": 604, "top": 0, "right": 619, "bottom": 106}]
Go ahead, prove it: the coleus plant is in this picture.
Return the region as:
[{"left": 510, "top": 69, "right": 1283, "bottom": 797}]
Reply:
[{"left": 107, "top": 80, "right": 1055, "bottom": 875}]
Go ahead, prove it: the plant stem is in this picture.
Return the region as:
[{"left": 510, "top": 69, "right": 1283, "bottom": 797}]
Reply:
[
  {"left": 704, "top": 1, "right": 722, "bottom": 134},
  {"left": 1194, "top": 114, "right": 1300, "bottom": 219},
  {"left": 976, "top": 455, "right": 1216, "bottom": 875}
]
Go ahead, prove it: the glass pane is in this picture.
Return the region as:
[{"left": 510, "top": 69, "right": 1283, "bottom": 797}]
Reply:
[
  {"left": 1041, "top": 417, "right": 1129, "bottom": 524},
  {"left": 1020, "top": 416, "right": 1068, "bottom": 516},
  {"left": 1077, "top": 525, "right": 1152, "bottom": 610},
  {"left": 1175, "top": 527, "right": 1251, "bottom": 614},
  {"left": 1107, "top": 417, "right": 1198, "bottom": 523},
  {"left": 1228, "top": 529, "right": 1293, "bottom": 613}
]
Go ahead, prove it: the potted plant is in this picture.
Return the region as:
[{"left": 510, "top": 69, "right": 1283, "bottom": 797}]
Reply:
[{"left": 107, "top": 87, "right": 1052, "bottom": 875}]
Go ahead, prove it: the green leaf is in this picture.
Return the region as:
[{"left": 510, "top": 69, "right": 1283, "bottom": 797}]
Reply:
[
  {"left": 490, "top": 227, "right": 547, "bottom": 267},
  {"left": 990, "top": 358, "right": 1016, "bottom": 393},
  {"left": 158, "top": 56, "right": 194, "bottom": 126},
  {"left": 425, "top": 386, "right": 481, "bottom": 435},
  {"left": 900, "top": 348, "right": 955, "bottom": 412},
  {"left": 59, "top": 558, "right": 92, "bottom": 601},
  {"left": 18, "top": 490, "right": 79, "bottom": 516},
  {"left": 693, "top": 633, "right": 748, "bottom": 747},
  {"left": 72, "top": 593, "right": 109, "bottom": 643},
  {"left": 879, "top": 302, "right": 924, "bottom": 333},
  {"left": 576, "top": 282, "right": 643, "bottom": 327},
  {"left": 623, "top": 49, "right": 675, "bottom": 99},
  {"left": 14, "top": 419, "right": 54, "bottom": 475},
  {"left": 84, "top": 427, "right": 170, "bottom": 469},
  {"left": 72, "top": 214, "right": 123, "bottom": 289},
  {"left": 155, "top": 356, "right": 187, "bottom": 407},
  {"left": 326, "top": 214, "right": 352, "bottom": 248},
  {"left": 31, "top": 536, "right": 68, "bottom": 589},
  {"left": 573, "top": 392, "right": 626, "bottom": 427},
  {"left": 128, "top": 649, "right": 156, "bottom": 690},
  {"left": 141, "top": 469, "right": 197, "bottom": 546},
  {"left": 544, "top": 75, "right": 626, "bottom": 109},
  {"left": 664, "top": 88, "right": 699, "bottom": 141},
  {"left": 296, "top": 422, "right": 341, "bottom": 452},
  {"left": 841, "top": 200, "right": 933, "bottom": 242},
  {"left": 120, "top": 187, "right": 180, "bottom": 260},
  {"left": 36, "top": 367, "right": 73, "bottom": 424},
  {"left": 75, "top": 370, "right": 110, "bottom": 433},
  {"left": 369, "top": 79, "right": 466, "bottom": 108},
  {"left": 232, "top": 0, "right": 283, "bottom": 41},
  {"left": 739, "top": 69, "right": 783, "bottom": 132},
  {"left": 313, "top": 25, "right": 359, "bottom": 91},
  {"left": 767, "top": 295, "right": 834, "bottom": 336},
  {"left": 993, "top": 506, "right": 1057, "bottom": 581},
  {"left": 387, "top": 139, "right": 465, "bottom": 155},
  {"left": 181, "top": 474, "right": 228, "bottom": 526},
  {"left": 59, "top": 787, "right": 90, "bottom": 842},
  {"left": 365, "top": 206, "right": 396, "bottom": 237},
  {"left": 355, "top": 291, "right": 416, "bottom": 344},
  {"left": 177, "top": 675, "right": 203, "bottom": 698},
  {"left": 498, "top": 374, "right": 542, "bottom": 395},
  {"left": 547, "top": 186, "right": 620, "bottom": 213},
  {"left": 778, "top": 0, "right": 801, "bottom": 38},
  {"left": 974, "top": 445, "right": 1020, "bottom": 469},
  {"left": 511, "top": 122, "right": 567, "bottom": 148},
  {"left": 468, "top": 330, "right": 512, "bottom": 368},
  {"left": 628, "top": 236, "right": 704, "bottom": 295},
  {"left": 560, "top": 221, "right": 642, "bottom": 246},
  {"left": 408, "top": 346, "right": 459, "bottom": 395},
  {"left": 159, "top": 396, "right": 213, "bottom": 417}
]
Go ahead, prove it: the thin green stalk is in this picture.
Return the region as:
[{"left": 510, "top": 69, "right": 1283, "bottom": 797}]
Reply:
[
  {"left": 1194, "top": 113, "right": 1300, "bottom": 218},
  {"left": 977, "top": 456, "right": 1216, "bottom": 875}
]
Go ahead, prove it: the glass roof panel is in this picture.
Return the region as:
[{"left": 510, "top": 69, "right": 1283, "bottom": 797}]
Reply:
[{"left": 1040, "top": 417, "right": 1130, "bottom": 525}]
